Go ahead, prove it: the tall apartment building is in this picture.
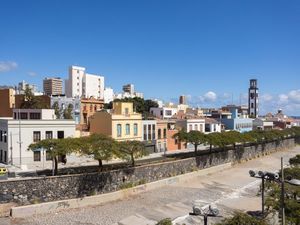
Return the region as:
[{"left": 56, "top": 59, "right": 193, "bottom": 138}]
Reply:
[
  {"left": 43, "top": 77, "right": 63, "bottom": 96},
  {"left": 65, "top": 66, "right": 105, "bottom": 99},
  {"left": 122, "top": 84, "right": 135, "bottom": 95},
  {"left": 248, "top": 79, "right": 259, "bottom": 118}
]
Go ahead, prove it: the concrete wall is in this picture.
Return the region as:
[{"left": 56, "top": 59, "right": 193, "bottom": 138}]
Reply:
[{"left": 0, "top": 138, "right": 295, "bottom": 205}]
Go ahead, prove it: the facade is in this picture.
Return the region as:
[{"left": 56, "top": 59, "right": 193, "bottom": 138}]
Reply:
[
  {"left": 150, "top": 107, "right": 178, "bottom": 119},
  {"left": 156, "top": 120, "right": 168, "bottom": 152},
  {"left": 221, "top": 105, "right": 253, "bottom": 133},
  {"left": 103, "top": 87, "right": 114, "bottom": 104},
  {"left": 65, "top": 66, "right": 105, "bottom": 99},
  {"left": 80, "top": 97, "right": 104, "bottom": 129},
  {"left": 142, "top": 120, "right": 157, "bottom": 153},
  {"left": 204, "top": 118, "right": 222, "bottom": 133},
  {"left": 0, "top": 88, "right": 15, "bottom": 117},
  {"left": 122, "top": 84, "right": 134, "bottom": 95},
  {"left": 43, "top": 77, "right": 63, "bottom": 96},
  {"left": 248, "top": 79, "right": 259, "bottom": 118},
  {"left": 253, "top": 118, "right": 273, "bottom": 130},
  {"left": 0, "top": 109, "right": 75, "bottom": 169},
  {"left": 89, "top": 102, "right": 142, "bottom": 141},
  {"left": 176, "top": 118, "right": 205, "bottom": 133},
  {"left": 51, "top": 96, "right": 81, "bottom": 123}
]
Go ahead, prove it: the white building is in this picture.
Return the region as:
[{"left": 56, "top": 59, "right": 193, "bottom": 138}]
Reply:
[
  {"left": 0, "top": 109, "right": 75, "bottom": 169},
  {"left": 253, "top": 118, "right": 273, "bottom": 130},
  {"left": 176, "top": 118, "right": 205, "bottom": 132},
  {"left": 204, "top": 118, "right": 222, "bottom": 133},
  {"left": 150, "top": 107, "right": 178, "bottom": 119},
  {"left": 103, "top": 87, "right": 114, "bottom": 104},
  {"left": 65, "top": 66, "right": 105, "bottom": 99}
]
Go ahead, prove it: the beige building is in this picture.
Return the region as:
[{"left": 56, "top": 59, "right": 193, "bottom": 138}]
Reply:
[
  {"left": 0, "top": 88, "right": 15, "bottom": 117},
  {"left": 43, "top": 77, "right": 63, "bottom": 96},
  {"left": 89, "top": 102, "right": 142, "bottom": 141}
]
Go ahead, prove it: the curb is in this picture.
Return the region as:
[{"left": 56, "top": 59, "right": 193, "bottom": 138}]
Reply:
[{"left": 10, "top": 163, "right": 231, "bottom": 218}]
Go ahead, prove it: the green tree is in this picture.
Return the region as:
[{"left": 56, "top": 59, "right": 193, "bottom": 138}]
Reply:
[
  {"left": 52, "top": 101, "right": 61, "bottom": 119},
  {"left": 186, "top": 131, "right": 206, "bottom": 154},
  {"left": 79, "top": 134, "right": 118, "bottom": 169},
  {"left": 63, "top": 103, "right": 74, "bottom": 119},
  {"left": 28, "top": 138, "right": 78, "bottom": 175},
  {"left": 216, "top": 212, "right": 269, "bottom": 225},
  {"left": 289, "top": 155, "right": 300, "bottom": 167},
  {"left": 118, "top": 140, "right": 148, "bottom": 167},
  {"left": 205, "top": 132, "right": 223, "bottom": 152},
  {"left": 20, "top": 86, "right": 48, "bottom": 109},
  {"left": 222, "top": 131, "right": 242, "bottom": 149}
]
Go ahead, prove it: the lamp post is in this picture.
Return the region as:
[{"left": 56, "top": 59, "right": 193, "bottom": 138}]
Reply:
[
  {"left": 249, "top": 157, "right": 300, "bottom": 224},
  {"left": 189, "top": 201, "right": 220, "bottom": 225}
]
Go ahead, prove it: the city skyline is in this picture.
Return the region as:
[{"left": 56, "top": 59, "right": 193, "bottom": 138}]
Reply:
[{"left": 1, "top": 0, "right": 300, "bottom": 115}]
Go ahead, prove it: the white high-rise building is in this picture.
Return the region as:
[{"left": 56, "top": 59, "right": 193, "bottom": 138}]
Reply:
[
  {"left": 103, "top": 87, "right": 114, "bottom": 104},
  {"left": 65, "top": 66, "right": 104, "bottom": 99}
]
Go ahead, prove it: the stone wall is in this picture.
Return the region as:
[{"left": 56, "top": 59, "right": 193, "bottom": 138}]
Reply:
[{"left": 0, "top": 138, "right": 295, "bottom": 205}]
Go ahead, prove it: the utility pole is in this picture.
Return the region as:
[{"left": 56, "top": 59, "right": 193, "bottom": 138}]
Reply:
[
  {"left": 18, "top": 109, "right": 22, "bottom": 167},
  {"left": 10, "top": 132, "right": 13, "bottom": 165},
  {"left": 261, "top": 175, "right": 265, "bottom": 216},
  {"left": 281, "top": 157, "right": 285, "bottom": 225}
]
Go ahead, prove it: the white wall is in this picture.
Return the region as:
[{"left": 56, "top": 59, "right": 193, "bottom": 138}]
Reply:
[
  {"left": 104, "top": 88, "right": 114, "bottom": 104},
  {"left": 0, "top": 119, "right": 76, "bottom": 169},
  {"left": 84, "top": 73, "right": 104, "bottom": 99}
]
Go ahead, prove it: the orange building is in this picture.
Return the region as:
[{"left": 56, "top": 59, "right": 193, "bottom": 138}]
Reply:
[{"left": 79, "top": 97, "right": 104, "bottom": 130}]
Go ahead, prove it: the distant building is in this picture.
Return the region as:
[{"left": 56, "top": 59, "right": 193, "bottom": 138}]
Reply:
[
  {"left": 89, "top": 102, "right": 142, "bottom": 141},
  {"left": 142, "top": 120, "right": 157, "bottom": 153},
  {"left": 51, "top": 96, "right": 81, "bottom": 123},
  {"left": 204, "top": 118, "right": 222, "bottom": 133},
  {"left": 248, "top": 79, "right": 259, "bottom": 118},
  {"left": 150, "top": 107, "right": 178, "bottom": 119},
  {"left": 221, "top": 105, "right": 253, "bottom": 133},
  {"left": 103, "top": 87, "right": 114, "bottom": 104},
  {"left": 43, "top": 77, "right": 63, "bottom": 96},
  {"left": 179, "top": 95, "right": 186, "bottom": 105},
  {"left": 156, "top": 119, "right": 168, "bottom": 152},
  {"left": 0, "top": 109, "right": 75, "bottom": 169},
  {"left": 253, "top": 118, "right": 273, "bottom": 130},
  {"left": 123, "top": 84, "right": 135, "bottom": 95},
  {"left": 65, "top": 66, "right": 104, "bottom": 99},
  {"left": 176, "top": 117, "right": 205, "bottom": 133},
  {"left": 17, "top": 80, "right": 38, "bottom": 95}
]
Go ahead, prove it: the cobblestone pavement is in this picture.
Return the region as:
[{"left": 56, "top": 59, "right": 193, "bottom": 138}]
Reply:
[{"left": 10, "top": 147, "right": 300, "bottom": 225}]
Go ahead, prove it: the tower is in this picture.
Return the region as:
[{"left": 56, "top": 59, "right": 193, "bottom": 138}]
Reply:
[
  {"left": 179, "top": 95, "right": 186, "bottom": 105},
  {"left": 248, "top": 79, "right": 259, "bottom": 118}
]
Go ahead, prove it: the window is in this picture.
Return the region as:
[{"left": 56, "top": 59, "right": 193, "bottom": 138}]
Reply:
[
  {"left": 163, "top": 128, "right": 167, "bottom": 139},
  {"left": 126, "top": 124, "right": 130, "bottom": 135},
  {"left": 30, "top": 113, "right": 41, "bottom": 120},
  {"left": 165, "top": 110, "right": 172, "bottom": 116},
  {"left": 152, "top": 124, "right": 156, "bottom": 139},
  {"left": 94, "top": 105, "right": 97, "bottom": 111},
  {"left": 33, "top": 151, "right": 41, "bottom": 161},
  {"left": 20, "top": 112, "right": 28, "bottom": 119},
  {"left": 200, "top": 124, "right": 203, "bottom": 132},
  {"left": 117, "top": 124, "right": 122, "bottom": 137},
  {"left": 0, "top": 150, "right": 2, "bottom": 162},
  {"left": 125, "top": 108, "right": 129, "bottom": 115},
  {"left": 33, "top": 131, "right": 41, "bottom": 142},
  {"left": 14, "top": 112, "right": 17, "bottom": 119},
  {"left": 46, "top": 151, "right": 52, "bottom": 161},
  {"left": 45, "top": 131, "right": 53, "bottom": 139},
  {"left": 90, "top": 104, "right": 93, "bottom": 111},
  {"left": 3, "top": 130, "right": 6, "bottom": 143},
  {"left": 195, "top": 124, "right": 198, "bottom": 131},
  {"left": 134, "top": 123, "right": 138, "bottom": 136},
  {"left": 3, "top": 151, "right": 6, "bottom": 163},
  {"left": 160, "top": 110, "right": 163, "bottom": 116},
  {"left": 158, "top": 129, "right": 161, "bottom": 139},
  {"left": 0, "top": 130, "right": 2, "bottom": 142},
  {"left": 143, "top": 125, "right": 147, "bottom": 140},
  {"left": 189, "top": 124, "right": 193, "bottom": 131},
  {"left": 57, "top": 131, "right": 64, "bottom": 139},
  {"left": 251, "top": 103, "right": 254, "bottom": 108},
  {"left": 148, "top": 124, "right": 151, "bottom": 140}
]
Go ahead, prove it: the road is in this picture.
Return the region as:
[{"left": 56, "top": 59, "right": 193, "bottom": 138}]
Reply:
[{"left": 7, "top": 146, "right": 300, "bottom": 225}]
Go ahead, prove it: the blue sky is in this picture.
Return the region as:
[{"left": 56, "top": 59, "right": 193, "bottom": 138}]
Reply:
[{"left": 1, "top": 0, "right": 300, "bottom": 115}]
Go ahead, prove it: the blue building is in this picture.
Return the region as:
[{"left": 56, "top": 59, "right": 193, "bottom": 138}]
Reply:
[{"left": 221, "top": 105, "right": 253, "bottom": 133}]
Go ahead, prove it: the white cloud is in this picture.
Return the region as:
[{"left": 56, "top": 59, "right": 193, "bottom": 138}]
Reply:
[
  {"left": 28, "top": 71, "right": 37, "bottom": 77},
  {"left": 261, "top": 94, "right": 273, "bottom": 102},
  {"left": 288, "top": 90, "right": 300, "bottom": 104},
  {"left": 0, "top": 61, "right": 18, "bottom": 72},
  {"left": 278, "top": 94, "right": 289, "bottom": 104},
  {"left": 198, "top": 91, "right": 217, "bottom": 103}
]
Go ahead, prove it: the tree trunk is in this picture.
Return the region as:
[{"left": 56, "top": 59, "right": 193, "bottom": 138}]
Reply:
[
  {"left": 54, "top": 156, "right": 58, "bottom": 176},
  {"left": 194, "top": 144, "right": 198, "bottom": 155},
  {"left": 98, "top": 159, "right": 103, "bottom": 170},
  {"left": 210, "top": 144, "right": 212, "bottom": 152},
  {"left": 131, "top": 153, "right": 135, "bottom": 167}
]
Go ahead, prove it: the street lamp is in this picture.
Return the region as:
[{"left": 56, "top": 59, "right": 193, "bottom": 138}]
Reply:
[
  {"left": 249, "top": 157, "right": 300, "bottom": 225},
  {"left": 189, "top": 201, "right": 220, "bottom": 225}
]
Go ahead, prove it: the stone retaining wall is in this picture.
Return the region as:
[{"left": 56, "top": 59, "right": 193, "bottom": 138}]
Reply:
[{"left": 0, "top": 138, "right": 295, "bottom": 205}]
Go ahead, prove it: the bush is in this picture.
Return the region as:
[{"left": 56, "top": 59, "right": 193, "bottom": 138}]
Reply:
[
  {"left": 156, "top": 218, "right": 172, "bottom": 225},
  {"left": 216, "top": 212, "right": 269, "bottom": 225}
]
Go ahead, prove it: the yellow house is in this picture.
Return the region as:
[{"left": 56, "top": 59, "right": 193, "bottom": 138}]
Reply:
[{"left": 89, "top": 102, "right": 142, "bottom": 141}]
